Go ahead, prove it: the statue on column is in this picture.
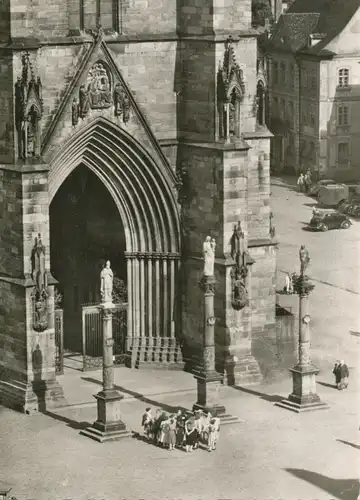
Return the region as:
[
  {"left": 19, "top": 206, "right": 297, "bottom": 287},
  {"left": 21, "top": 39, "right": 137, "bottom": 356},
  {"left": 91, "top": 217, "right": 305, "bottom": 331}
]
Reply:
[
  {"left": 100, "top": 260, "right": 114, "bottom": 304},
  {"left": 203, "top": 236, "right": 216, "bottom": 277}
]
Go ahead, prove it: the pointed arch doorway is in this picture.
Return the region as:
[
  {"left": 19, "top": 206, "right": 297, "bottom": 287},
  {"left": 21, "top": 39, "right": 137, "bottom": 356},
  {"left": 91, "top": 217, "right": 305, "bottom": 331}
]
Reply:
[{"left": 49, "top": 118, "right": 183, "bottom": 369}]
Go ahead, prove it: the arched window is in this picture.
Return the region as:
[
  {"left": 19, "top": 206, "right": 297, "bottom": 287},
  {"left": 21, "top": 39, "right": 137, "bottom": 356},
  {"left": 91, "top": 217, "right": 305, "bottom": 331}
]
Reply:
[
  {"left": 272, "top": 61, "right": 279, "bottom": 85},
  {"left": 289, "top": 64, "right": 295, "bottom": 89},
  {"left": 280, "top": 61, "right": 286, "bottom": 86},
  {"left": 338, "top": 68, "right": 350, "bottom": 88}
]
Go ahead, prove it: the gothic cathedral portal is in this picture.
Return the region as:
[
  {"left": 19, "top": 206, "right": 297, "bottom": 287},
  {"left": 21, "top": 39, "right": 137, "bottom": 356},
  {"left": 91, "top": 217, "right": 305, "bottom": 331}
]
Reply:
[{"left": 0, "top": 0, "right": 276, "bottom": 413}]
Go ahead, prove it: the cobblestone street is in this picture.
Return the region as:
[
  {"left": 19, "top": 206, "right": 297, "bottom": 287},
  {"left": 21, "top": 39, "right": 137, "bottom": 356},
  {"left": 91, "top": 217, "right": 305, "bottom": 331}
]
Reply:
[{"left": 0, "top": 179, "right": 359, "bottom": 500}]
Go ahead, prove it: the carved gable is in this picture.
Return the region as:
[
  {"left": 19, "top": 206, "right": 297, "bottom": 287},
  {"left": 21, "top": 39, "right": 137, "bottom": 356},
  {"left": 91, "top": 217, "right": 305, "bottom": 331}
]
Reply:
[{"left": 217, "top": 37, "right": 246, "bottom": 103}]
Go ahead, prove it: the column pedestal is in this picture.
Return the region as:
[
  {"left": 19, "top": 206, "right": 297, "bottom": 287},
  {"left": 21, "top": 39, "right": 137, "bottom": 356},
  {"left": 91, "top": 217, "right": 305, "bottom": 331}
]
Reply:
[
  {"left": 80, "top": 304, "right": 131, "bottom": 442},
  {"left": 276, "top": 364, "right": 328, "bottom": 413}
]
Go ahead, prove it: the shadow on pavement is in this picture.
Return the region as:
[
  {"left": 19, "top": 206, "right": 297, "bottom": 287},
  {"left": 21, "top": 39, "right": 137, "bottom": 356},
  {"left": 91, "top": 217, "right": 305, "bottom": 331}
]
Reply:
[
  {"left": 81, "top": 376, "right": 188, "bottom": 414},
  {"left": 232, "top": 385, "right": 284, "bottom": 403},
  {"left": 317, "top": 381, "right": 337, "bottom": 389},
  {"left": 42, "top": 409, "right": 91, "bottom": 431},
  {"left": 337, "top": 439, "right": 360, "bottom": 451},
  {"left": 285, "top": 468, "right": 359, "bottom": 500}
]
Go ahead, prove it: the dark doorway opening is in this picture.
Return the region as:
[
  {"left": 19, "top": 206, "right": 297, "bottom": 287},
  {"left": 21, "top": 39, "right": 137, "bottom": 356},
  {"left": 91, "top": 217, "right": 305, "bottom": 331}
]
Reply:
[{"left": 50, "top": 164, "right": 126, "bottom": 353}]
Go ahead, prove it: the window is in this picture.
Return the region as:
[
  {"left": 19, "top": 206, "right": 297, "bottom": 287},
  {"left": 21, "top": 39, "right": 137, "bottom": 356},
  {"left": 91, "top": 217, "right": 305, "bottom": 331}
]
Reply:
[
  {"left": 310, "top": 70, "right": 316, "bottom": 89},
  {"left": 338, "top": 68, "right": 349, "bottom": 88},
  {"left": 273, "top": 97, "right": 278, "bottom": 116},
  {"left": 309, "top": 141, "right": 316, "bottom": 162},
  {"left": 309, "top": 104, "right": 316, "bottom": 126},
  {"left": 280, "top": 99, "right": 285, "bottom": 119},
  {"left": 302, "top": 69, "right": 308, "bottom": 87},
  {"left": 338, "top": 105, "right": 349, "bottom": 126},
  {"left": 280, "top": 61, "right": 286, "bottom": 85},
  {"left": 338, "top": 142, "right": 349, "bottom": 163},
  {"left": 288, "top": 101, "right": 294, "bottom": 120},
  {"left": 273, "top": 62, "right": 279, "bottom": 85},
  {"left": 301, "top": 104, "right": 307, "bottom": 125},
  {"left": 290, "top": 64, "right": 295, "bottom": 89}
]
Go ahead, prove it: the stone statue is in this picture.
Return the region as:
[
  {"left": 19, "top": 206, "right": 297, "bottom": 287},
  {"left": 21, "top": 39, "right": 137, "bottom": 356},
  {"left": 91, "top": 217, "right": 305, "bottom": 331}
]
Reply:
[
  {"left": 203, "top": 236, "right": 216, "bottom": 277},
  {"left": 100, "top": 260, "right": 114, "bottom": 304},
  {"left": 79, "top": 84, "right": 90, "bottom": 118},
  {"left": 122, "top": 92, "right": 131, "bottom": 123},
  {"left": 72, "top": 98, "right": 79, "bottom": 126},
  {"left": 299, "top": 245, "right": 310, "bottom": 275}
]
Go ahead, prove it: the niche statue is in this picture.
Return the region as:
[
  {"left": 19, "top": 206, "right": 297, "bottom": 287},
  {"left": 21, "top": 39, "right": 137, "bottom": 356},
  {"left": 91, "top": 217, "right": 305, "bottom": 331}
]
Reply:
[{"left": 203, "top": 236, "right": 216, "bottom": 277}]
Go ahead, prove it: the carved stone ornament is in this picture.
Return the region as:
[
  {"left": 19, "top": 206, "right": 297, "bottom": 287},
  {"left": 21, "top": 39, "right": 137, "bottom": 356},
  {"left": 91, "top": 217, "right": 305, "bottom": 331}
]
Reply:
[
  {"left": 79, "top": 61, "right": 112, "bottom": 118},
  {"left": 114, "top": 82, "right": 131, "bottom": 123},
  {"left": 72, "top": 98, "right": 79, "bottom": 126},
  {"left": 14, "top": 52, "right": 43, "bottom": 160},
  {"left": 31, "top": 234, "right": 49, "bottom": 332},
  {"left": 230, "top": 222, "right": 249, "bottom": 310},
  {"left": 199, "top": 274, "right": 217, "bottom": 294},
  {"left": 217, "top": 37, "right": 245, "bottom": 104}
]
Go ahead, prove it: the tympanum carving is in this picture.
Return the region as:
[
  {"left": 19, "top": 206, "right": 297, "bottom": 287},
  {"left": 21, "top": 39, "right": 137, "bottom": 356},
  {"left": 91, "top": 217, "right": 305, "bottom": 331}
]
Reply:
[
  {"left": 14, "top": 53, "right": 43, "bottom": 159},
  {"left": 31, "top": 234, "right": 49, "bottom": 332},
  {"left": 78, "top": 61, "right": 112, "bottom": 119}
]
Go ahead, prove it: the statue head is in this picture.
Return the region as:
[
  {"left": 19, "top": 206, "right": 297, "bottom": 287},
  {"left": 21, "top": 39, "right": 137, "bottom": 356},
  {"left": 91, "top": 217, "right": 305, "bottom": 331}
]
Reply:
[
  {"left": 105, "top": 260, "right": 111, "bottom": 268},
  {"left": 205, "top": 236, "right": 211, "bottom": 243}
]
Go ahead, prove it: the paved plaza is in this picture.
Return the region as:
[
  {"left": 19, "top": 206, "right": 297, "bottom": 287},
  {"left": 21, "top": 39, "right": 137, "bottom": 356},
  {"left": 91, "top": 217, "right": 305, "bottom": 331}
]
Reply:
[{"left": 0, "top": 179, "right": 359, "bottom": 500}]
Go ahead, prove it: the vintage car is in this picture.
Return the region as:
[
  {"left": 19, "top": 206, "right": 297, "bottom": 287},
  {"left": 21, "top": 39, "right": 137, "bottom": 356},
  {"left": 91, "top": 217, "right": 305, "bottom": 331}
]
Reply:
[
  {"left": 317, "top": 184, "right": 349, "bottom": 207},
  {"left": 308, "top": 211, "right": 352, "bottom": 231},
  {"left": 308, "top": 179, "right": 337, "bottom": 197}
]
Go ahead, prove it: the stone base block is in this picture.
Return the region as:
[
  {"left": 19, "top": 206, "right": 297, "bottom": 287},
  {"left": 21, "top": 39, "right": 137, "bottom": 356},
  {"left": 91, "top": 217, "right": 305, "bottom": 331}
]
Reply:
[
  {"left": 275, "top": 363, "right": 329, "bottom": 413},
  {"left": 223, "top": 355, "right": 263, "bottom": 386},
  {"left": 0, "top": 378, "right": 67, "bottom": 414},
  {"left": 80, "top": 389, "right": 131, "bottom": 442},
  {"left": 80, "top": 425, "right": 132, "bottom": 443},
  {"left": 275, "top": 398, "right": 329, "bottom": 413}
]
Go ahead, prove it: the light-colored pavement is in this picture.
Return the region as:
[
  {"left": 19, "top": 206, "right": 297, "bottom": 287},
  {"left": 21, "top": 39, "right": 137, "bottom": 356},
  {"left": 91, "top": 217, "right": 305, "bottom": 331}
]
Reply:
[
  {"left": 0, "top": 369, "right": 359, "bottom": 500},
  {"left": 272, "top": 178, "right": 360, "bottom": 372},
  {"left": 1, "top": 177, "right": 359, "bottom": 500}
]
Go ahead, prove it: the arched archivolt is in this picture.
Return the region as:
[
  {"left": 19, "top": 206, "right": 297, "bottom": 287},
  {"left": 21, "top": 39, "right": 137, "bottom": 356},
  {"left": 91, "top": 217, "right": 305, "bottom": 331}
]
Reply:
[
  {"left": 49, "top": 117, "right": 182, "bottom": 358},
  {"left": 49, "top": 117, "right": 180, "bottom": 254}
]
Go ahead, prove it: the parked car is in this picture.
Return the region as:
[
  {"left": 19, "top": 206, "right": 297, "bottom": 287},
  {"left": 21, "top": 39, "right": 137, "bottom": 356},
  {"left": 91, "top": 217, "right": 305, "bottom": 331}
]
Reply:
[
  {"left": 309, "top": 179, "right": 337, "bottom": 197},
  {"left": 308, "top": 211, "right": 352, "bottom": 231},
  {"left": 317, "top": 184, "right": 349, "bottom": 207}
]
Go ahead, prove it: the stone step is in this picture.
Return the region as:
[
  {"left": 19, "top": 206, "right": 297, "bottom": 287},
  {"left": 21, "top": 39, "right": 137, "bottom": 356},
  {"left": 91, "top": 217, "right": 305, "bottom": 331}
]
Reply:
[
  {"left": 275, "top": 399, "right": 329, "bottom": 413},
  {"left": 133, "top": 360, "right": 185, "bottom": 371},
  {"left": 219, "top": 413, "right": 244, "bottom": 426},
  {"left": 80, "top": 426, "right": 132, "bottom": 443}
]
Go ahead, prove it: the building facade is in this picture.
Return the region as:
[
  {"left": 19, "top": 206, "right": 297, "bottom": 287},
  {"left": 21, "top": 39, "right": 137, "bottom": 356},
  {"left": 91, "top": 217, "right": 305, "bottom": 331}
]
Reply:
[
  {"left": 265, "top": 0, "right": 360, "bottom": 181},
  {"left": 0, "top": 0, "right": 275, "bottom": 412}
]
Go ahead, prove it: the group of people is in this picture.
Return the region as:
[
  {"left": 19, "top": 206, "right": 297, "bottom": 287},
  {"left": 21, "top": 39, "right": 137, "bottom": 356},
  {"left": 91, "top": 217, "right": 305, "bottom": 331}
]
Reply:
[
  {"left": 141, "top": 407, "right": 221, "bottom": 453},
  {"left": 297, "top": 169, "right": 312, "bottom": 193}
]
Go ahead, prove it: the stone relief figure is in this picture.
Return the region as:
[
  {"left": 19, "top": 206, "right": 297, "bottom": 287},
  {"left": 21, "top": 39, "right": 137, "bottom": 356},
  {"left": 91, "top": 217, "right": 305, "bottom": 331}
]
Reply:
[
  {"left": 14, "top": 54, "right": 43, "bottom": 160},
  {"left": 114, "top": 82, "right": 131, "bottom": 123},
  {"left": 31, "top": 234, "right": 49, "bottom": 332},
  {"left": 299, "top": 245, "right": 310, "bottom": 275},
  {"left": 228, "top": 102, "right": 236, "bottom": 136},
  {"left": 230, "top": 222, "right": 249, "bottom": 310},
  {"left": 86, "top": 62, "right": 112, "bottom": 109},
  {"left": 203, "top": 236, "right": 216, "bottom": 277},
  {"left": 72, "top": 98, "right": 79, "bottom": 126},
  {"left": 79, "top": 84, "right": 90, "bottom": 118},
  {"left": 100, "top": 260, "right": 114, "bottom": 304}
]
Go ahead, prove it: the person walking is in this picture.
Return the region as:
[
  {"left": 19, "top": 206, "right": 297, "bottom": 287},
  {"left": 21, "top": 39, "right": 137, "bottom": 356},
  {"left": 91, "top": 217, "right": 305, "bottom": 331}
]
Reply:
[{"left": 333, "top": 360, "right": 349, "bottom": 390}]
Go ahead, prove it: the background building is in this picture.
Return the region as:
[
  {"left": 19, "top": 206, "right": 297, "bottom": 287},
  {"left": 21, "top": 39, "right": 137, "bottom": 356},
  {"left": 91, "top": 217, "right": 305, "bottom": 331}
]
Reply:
[
  {"left": 265, "top": 0, "right": 360, "bottom": 181},
  {"left": 0, "top": 0, "right": 276, "bottom": 411}
]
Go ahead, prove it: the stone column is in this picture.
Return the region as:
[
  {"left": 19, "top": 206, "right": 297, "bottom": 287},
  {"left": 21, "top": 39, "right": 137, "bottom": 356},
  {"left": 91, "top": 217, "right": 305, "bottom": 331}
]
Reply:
[
  {"left": 192, "top": 242, "right": 240, "bottom": 424},
  {"left": 81, "top": 262, "right": 130, "bottom": 442},
  {"left": 277, "top": 246, "right": 328, "bottom": 413}
]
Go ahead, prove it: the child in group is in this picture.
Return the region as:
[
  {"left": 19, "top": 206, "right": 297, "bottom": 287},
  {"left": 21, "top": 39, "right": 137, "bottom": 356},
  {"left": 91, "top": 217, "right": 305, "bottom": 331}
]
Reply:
[
  {"left": 184, "top": 418, "right": 198, "bottom": 452},
  {"left": 168, "top": 416, "right": 177, "bottom": 451}
]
